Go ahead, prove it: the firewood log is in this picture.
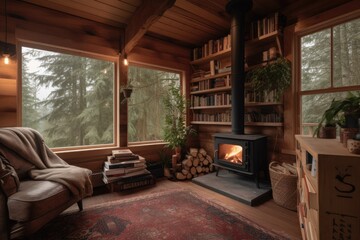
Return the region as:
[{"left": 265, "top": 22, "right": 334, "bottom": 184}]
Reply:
[
  {"left": 186, "top": 173, "right": 192, "bottom": 179},
  {"left": 199, "top": 148, "right": 207, "bottom": 156},
  {"left": 190, "top": 148, "right": 198, "bottom": 157},
  {"left": 193, "top": 158, "right": 199, "bottom": 167},
  {"left": 190, "top": 167, "right": 197, "bottom": 175},
  {"left": 176, "top": 172, "right": 186, "bottom": 180},
  {"left": 205, "top": 167, "right": 209, "bottom": 173},
  {"left": 196, "top": 166, "right": 202, "bottom": 173},
  {"left": 203, "top": 159, "right": 209, "bottom": 166},
  {"left": 182, "top": 169, "right": 189, "bottom": 175},
  {"left": 206, "top": 155, "right": 213, "bottom": 163}
]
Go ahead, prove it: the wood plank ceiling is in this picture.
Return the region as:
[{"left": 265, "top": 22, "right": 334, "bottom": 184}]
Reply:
[{"left": 21, "top": 0, "right": 354, "bottom": 49}]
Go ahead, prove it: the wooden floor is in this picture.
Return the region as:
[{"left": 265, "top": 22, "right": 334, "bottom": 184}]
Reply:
[{"left": 67, "top": 178, "right": 302, "bottom": 239}]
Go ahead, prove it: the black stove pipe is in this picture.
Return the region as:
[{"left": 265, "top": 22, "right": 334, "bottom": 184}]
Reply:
[{"left": 226, "top": 0, "right": 252, "bottom": 134}]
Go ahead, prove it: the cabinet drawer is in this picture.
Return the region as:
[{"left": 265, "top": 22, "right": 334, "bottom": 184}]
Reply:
[{"left": 302, "top": 176, "right": 318, "bottom": 210}]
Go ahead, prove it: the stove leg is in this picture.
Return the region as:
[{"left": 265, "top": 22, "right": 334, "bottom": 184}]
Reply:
[{"left": 216, "top": 167, "right": 220, "bottom": 176}]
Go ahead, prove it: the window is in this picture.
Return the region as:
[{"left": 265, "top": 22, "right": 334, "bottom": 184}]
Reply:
[
  {"left": 21, "top": 46, "right": 116, "bottom": 149},
  {"left": 127, "top": 65, "right": 180, "bottom": 143},
  {"left": 299, "top": 17, "right": 360, "bottom": 135}
]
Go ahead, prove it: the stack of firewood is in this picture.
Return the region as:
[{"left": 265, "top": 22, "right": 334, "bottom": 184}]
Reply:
[{"left": 175, "top": 148, "right": 214, "bottom": 180}]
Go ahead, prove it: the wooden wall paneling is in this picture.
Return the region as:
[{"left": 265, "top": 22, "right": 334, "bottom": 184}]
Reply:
[
  {"left": 0, "top": 96, "right": 16, "bottom": 112},
  {"left": 0, "top": 112, "right": 17, "bottom": 127},
  {"left": 282, "top": 24, "right": 297, "bottom": 154},
  {"left": 0, "top": 61, "right": 17, "bottom": 79},
  {"left": 119, "top": 54, "right": 128, "bottom": 148},
  {"left": 0, "top": 78, "right": 17, "bottom": 96}
]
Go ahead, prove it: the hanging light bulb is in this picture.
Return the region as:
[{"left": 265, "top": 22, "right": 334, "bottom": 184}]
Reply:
[
  {"left": 123, "top": 54, "right": 128, "bottom": 66},
  {"left": 3, "top": 54, "right": 10, "bottom": 64}
]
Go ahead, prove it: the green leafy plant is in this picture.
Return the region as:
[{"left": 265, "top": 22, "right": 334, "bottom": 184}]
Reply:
[
  {"left": 313, "top": 92, "right": 360, "bottom": 137},
  {"left": 246, "top": 57, "right": 291, "bottom": 101},
  {"left": 162, "top": 83, "right": 196, "bottom": 150}
]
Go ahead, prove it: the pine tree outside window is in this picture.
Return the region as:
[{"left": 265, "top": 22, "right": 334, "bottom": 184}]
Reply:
[
  {"left": 299, "top": 17, "right": 360, "bottom": 135},
  {"left": 21, "top": 45, "right": 116, "bottom": 149},
  {"left": 127, "top": 65, "right": 181, "bottom": 143}
]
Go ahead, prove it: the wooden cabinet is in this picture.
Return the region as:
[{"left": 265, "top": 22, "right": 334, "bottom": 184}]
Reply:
[
  {"left": 190, "top": 30, "right": 284, "bottom": 127},
  {"left": 295, "top": 135, "right": 360, "bottom": 240}
]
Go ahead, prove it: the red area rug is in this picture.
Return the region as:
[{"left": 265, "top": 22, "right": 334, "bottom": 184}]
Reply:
[{"left": 34, "top": 190, "right": 288, "bottom": 240}]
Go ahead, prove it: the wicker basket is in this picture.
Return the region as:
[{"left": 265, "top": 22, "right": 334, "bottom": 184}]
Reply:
[{"left": 269, "top": 161, "right": 298, "bottom": 211}]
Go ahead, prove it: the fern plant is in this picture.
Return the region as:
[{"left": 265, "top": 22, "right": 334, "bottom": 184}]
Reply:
[{"left": 246, "top": 57, "right": 291, "bottom": 102}]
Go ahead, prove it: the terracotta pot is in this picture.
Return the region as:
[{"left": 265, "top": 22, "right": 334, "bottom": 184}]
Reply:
[
  {"left": 341, "top": 128, "right": 358, "bottom": 147},
  {"left": 318, "top": 127, "right": 336, "bottom": 139}
]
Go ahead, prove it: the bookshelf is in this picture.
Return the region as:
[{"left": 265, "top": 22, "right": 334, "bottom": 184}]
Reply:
[{"left": 190, "top": 12, "right": 284, "bottom": 127}]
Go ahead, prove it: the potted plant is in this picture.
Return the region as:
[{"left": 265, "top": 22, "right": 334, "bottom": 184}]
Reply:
[
  {"left": 162, "top": 83, "right": 196, "bottom": 156},
  {"left": 120, "top": 81, "right": 133, "bottom": 104},
  {"left": 314, "top": 92, "right": 360, "bottom": 139},
  {"left": 246, "top": 57, "right": 291, "bottom": 102}
]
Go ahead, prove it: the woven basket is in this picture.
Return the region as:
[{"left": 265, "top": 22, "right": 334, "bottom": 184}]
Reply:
[{"left": 269, "top": 161, "right": 298, "bottom": 211}]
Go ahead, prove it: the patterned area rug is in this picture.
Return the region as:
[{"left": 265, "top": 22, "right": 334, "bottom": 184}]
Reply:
[{"left": 34, "top": 190, "right": 288, "bottom": 240}]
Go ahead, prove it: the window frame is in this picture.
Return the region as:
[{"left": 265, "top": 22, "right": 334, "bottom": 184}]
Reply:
[
  {"left": 295, "top": 13, "right": 360, "bottom": 135},
  {"left": 18, "top": 40, "right": 120, "bottom": 152},
  {"left": 126, "top": 61, "right": 185, "bottom": 146}
]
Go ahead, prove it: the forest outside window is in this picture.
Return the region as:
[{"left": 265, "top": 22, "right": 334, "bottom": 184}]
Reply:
[
  {"left": 21, "top": 46, "right": 116, "bottom": 149},
  {"left": 128, "top": 65, "right": 180, "bottom": 143},
  {"left": 300, "top": 17, "right": 360, "bottom": 135}
]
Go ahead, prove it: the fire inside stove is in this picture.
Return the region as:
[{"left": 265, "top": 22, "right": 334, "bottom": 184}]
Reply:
[{"left": 219, "top": 144, "right": 243, "bottom": 164}]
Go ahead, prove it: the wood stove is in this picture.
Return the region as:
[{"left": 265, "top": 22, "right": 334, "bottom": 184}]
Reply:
[
  {"left": 213, "top": 133, "right": 267, "bottom": 188},
  {"left": 213, "top": 0, "right": 268, "bottom": 188}
]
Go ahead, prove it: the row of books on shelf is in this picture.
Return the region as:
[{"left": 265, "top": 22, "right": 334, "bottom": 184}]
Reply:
[
  {"left": 193, "top": 112, "right": 231, "bottom": 122},
  {"left": 244, "top": 111, "right": 283, "bottom": 123},
  {"left": 191, "top": 76, "right": 230, "bottom": 92},
  {"left": 249, "top": 12, "right": 283, "bottom": 40},
  {"left": 191, "top": 93, "right": 231, "bottom": 107},
  {"left": 103, "top": 149, "right": 151, "bottom": 184},
  {"left": 245, "top": 89, "right": 279, "bottom": 103},
  {"left": 192, "top": 111, "right": 282, "bottom": 123},
  {"left": 192, "top": 33, "right": 231, "bottom": 60}
]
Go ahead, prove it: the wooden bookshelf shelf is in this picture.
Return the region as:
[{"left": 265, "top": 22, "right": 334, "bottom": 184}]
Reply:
[
  {"left": 190, "top": 105, "right": 231, "bottom": 110},
  {"left": 190, "top": 86, "right": 231, "bottom": 95},
  {"left": 245, "top": 102, "right": 283, "bottom": 107},
  {"left": 190, "top": 72, "right": 231, "bottom": 83},
  {"left": 191, "top": 48, "right": 231, "bottom": 65},
  {"left": 245, "top": 122, "right": 284, "bottom": 127},
  {"left": 190, "top": 121, "right": 231, "bottom": 125}
]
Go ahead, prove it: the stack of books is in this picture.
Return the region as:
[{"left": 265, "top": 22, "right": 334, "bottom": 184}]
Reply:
[{"left": 103, "top": 149, "right": 151, "bottom": 184}]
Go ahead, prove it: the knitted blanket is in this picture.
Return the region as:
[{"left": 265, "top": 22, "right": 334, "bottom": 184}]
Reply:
[{"left": 0, "top": 127, "right": 93, "bottom": 198}]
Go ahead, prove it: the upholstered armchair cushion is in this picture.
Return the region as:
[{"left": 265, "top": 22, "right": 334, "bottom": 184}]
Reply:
[
  {"left": 0, "top": 154, "right": 20, "bottom": 197},
  {"left": 8, "top": 180, "right": 73, "bottom": 222}
]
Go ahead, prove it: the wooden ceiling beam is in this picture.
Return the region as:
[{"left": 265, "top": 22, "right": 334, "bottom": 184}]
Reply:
[{"left": 123, "top": 0, "right": 176, "bottom": 54}]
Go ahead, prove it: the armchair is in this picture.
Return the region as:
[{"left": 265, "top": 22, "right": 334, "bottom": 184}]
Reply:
[{"left": 0, "top": 127, "right": 93, "bottom": 239}]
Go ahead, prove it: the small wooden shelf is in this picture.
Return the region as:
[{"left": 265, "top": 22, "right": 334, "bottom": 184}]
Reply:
[
  {"left": 190, "top": 105, "right": 231, "bottom": 110},
  {"left": 191, "top": 121, "right": 231, "bottom": 125},
  {"left": 245, "top": 122, "right": 283, "bottom": 127},
  {"left": 245, "top": 102, "right": 283, "bottom": 107},
  {"left": 190, "top": 86, "right": 231, "bottom": 95},
  {"left": 191, "top": 48, "right": 231, "bottom": 65},
  {"left": 191, "top": 71, "right": 231, "bottom": 83}
]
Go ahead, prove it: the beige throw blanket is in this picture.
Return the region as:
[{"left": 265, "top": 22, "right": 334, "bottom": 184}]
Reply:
[{"left": 0, "top": 127, "right": 93, "bottom": 198}]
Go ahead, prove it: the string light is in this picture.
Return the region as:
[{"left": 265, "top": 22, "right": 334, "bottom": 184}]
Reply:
[{"left": 3, "top": 54, "right": 10, "bottom": 65}]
